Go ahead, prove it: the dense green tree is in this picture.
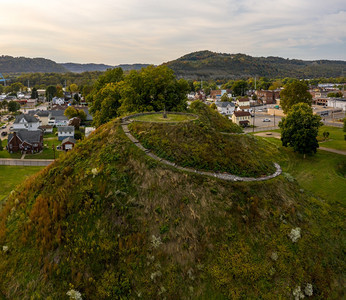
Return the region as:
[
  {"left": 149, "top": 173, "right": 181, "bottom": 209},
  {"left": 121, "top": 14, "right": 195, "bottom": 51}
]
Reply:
[
  {"left": 0, "top": 84, "right": 3, "bottom": 94},
  {"left": 279, "top": 103, "right": 322, "bottom": 157},
  {"left": 327, "top": 92, "right": 343, "bottom": 98},
  {"left": 257, "top": 77, "right": 271, "bottom": 90},
  {"left": 280, "top": 81, "right": 312, "bottom": 114},
  {"left": 8, "top": 100, "right": 20, "bottom": 112},
  {"left": 231, "top": 80, "right": 248, "bottom": 96},
  {"left": 0, "top": 139, "right": 3, "bottom": 151},
  {"left": 220, "top": 93, "right": 229, "bottom": 102},
  {"left": 31, "top": 87, "right": 38, "bottom": 99},
  {"left": 82, "top": 85, "right": 93, "bottom": 98},
  {"left": 89, "top": 66, "right": 188, "bottom": 127},
  {"left": 1, "top": 100, "right": 8, "bottom": 111},
  {"left": 221, "top": 80, "right": 234, "bottom": 90},
  {"left": 88, "top": 68, "right": 124, "bottom": 127},
  {"left": 64, "top": 107, "right": 86, "bottom": 121},
  {"left": 117, "top": 65, "right": 188, "bottom": 115},
  {"left": 9, "top": 82, "right": 24, "bottom": 93},
  {"left": 46, "top": 85, "right": 57, "bottom": 101},
  {"left": 91, "top": 83, "right": 122, "bottom": 128}
]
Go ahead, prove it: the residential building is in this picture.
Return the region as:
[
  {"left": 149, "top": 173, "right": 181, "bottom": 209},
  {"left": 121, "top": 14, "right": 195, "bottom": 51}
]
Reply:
[
  {"left": 255, "top": 90, "right": 280, "bottom": 104},
  {"left": 7, "top": 130, "right": 43, "bottom": 153},
  {"left": 215, "top": 101, "right": 235, "bottom": 116},
  {"left": 232, "top": 111, "right": 251, "bottom": 127},
  {"left": 48, "top": 110, "right": 69, "bottom": 126},
  {"left": 58, "top": 126, "right": 75, "bottom": 141},
  {"left": 12, "top": 114, "right": 40, "bottom": 131},
  {"left": 236, "top": 97, "right": 250, "bottom": 110},
  {"left": 61, "top": 137, "right": 76, "bottom": 151}
]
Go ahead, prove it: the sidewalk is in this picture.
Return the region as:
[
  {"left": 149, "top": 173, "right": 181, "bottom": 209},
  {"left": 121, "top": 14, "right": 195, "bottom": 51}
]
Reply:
[{"left": 0, "top": 158, "right": 54, "bottom": 166}]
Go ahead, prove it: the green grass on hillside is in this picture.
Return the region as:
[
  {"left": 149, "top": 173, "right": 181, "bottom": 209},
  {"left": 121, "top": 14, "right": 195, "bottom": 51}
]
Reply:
[
  {"left": 189, "top": 100, "right": 243, "bottom": 133},
  {"left": 0, "top": 166, "right": 43, "bottom": 203},
  {"left": 130, "top": 113, "right": 197, "bottom": 122},
  {"left": 129, "top": 121, "right": 277, "bottom": 177},
  {"left": 0, "top": 119, "right": 344, "bottom": 299}
]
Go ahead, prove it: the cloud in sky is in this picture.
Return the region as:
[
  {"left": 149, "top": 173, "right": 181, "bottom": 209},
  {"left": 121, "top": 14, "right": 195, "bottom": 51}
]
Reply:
[{"left": 0, "top": 0, "right": 345, "bottom": 64}]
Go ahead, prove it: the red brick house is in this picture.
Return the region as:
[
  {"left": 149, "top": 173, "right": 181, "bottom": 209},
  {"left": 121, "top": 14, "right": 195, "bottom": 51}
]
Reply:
[
  {"left": 255, "top": 90, "right": 280, "bottom": 104},
  {"left": 7, "top": 130, "right": 43, "bottom": 153}
]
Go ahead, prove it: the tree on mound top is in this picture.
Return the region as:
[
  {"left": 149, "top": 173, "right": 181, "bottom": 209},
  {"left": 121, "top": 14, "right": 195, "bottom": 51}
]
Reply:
[
  {"left": 88, "top": 65, "right": 189, "bottom": 127},
  {"left": 279, "top": 103, "right": 322, "bottom": 158},
  {"left": 117, "top": 65, "right": 189, "bottom": 115},
  {"left": 280, "top": 80, "right": 312, "bottom": 114}
]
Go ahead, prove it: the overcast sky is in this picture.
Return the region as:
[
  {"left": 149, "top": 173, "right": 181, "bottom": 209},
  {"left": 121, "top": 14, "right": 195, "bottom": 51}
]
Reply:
[{"left": 1, "top": 0, "right": 345, "bottom": 65}]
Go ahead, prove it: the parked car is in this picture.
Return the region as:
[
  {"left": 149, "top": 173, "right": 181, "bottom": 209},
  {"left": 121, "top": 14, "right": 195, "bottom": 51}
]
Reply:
[
  {"left": 262, "top": 118, "right": 271, "bottom": 122},
  {"left": 1, "top": 125, "right": 6, "bottom": 129},
  {"left": 1, "top": 131, "right": 7, "bottom": 136}
]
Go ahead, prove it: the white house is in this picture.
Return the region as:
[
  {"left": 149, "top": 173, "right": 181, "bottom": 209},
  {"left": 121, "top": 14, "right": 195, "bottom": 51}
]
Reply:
[
  {"left": 48, "top": 110, "right": 69, "bottom": 126},
  {"left": 12, "top": 114, "right": 40, "bottom": 131},
  {"left": 215, "top": 101, "right": 235, "bottom": 116},
  {"left": 52, "top": 97, "right": 65, "bottom": 105},
  {"left": 58, "top": 126, "right": 75, "bottom": 141}
]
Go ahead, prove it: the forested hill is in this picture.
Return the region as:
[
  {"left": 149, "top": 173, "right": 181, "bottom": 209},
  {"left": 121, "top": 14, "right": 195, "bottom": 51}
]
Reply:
[
  {"left": 163, "top": 50, "right": 346, "bottom": 80},
  {"left": 60, "top": 63, "right": 113, "bottom": 73},
  {"left": 0, "top": 55, "right": 68, "bottom": 73},
  {"left": 60, "top": 63, "right": 151, "bottom": 72}
]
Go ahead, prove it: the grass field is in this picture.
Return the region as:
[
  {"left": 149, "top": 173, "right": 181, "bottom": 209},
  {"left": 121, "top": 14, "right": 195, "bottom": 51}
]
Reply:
[
  {"left": 0, "top": 150, "right": 22, "bottom": 158},
  {"left": 259, "top": 136, "right": 346, "bottom": 203},
  {"left": 0, "top": 166, "right": 43, "bottom": 203},
  {"left": 130, "top": 113, "right": 197, "bottom": 122},
  {"left": 318, "top": 126, "right": 346, "bottom": 151}
]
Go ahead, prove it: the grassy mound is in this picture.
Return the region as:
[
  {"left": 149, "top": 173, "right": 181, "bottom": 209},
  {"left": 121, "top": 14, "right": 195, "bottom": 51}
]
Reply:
[
  {"left": 189, "top": 100, "right": 243, "bottom": 133},
  {"left": 130, "top": 113, "right": 197, "bottom": 123},
  {"left": 129, "top": 121, "right": 277, "bottom": 177},
  {"left": 0, "top": 119, "right": 344, "bottom": 299}
]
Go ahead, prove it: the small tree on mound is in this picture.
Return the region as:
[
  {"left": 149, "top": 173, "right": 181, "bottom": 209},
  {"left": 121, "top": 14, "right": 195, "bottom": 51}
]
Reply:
[{"left": 279, "top": 103, "right": 323, "bottom": 158}]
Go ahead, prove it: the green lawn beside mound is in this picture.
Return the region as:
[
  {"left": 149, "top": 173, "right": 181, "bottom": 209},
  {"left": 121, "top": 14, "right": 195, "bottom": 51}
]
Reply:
[{"left": 0, "top": 114, "right": 344, "bottom": 299}]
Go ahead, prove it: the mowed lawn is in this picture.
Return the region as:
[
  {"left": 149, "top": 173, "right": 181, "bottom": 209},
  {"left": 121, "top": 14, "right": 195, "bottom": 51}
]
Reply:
[
  {"left": 261, "top": 137, "right": 345, "bottom": 203},
  {"left": 318, "top": 126, "right": 346, "bottom": 151},
  {"left": 0, "top": 166, "right": 44, "bottom": 203}
]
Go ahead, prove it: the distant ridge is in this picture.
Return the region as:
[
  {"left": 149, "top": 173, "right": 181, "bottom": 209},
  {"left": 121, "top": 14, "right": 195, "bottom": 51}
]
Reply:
[
  {"left": 61, "top": 63, "right": 151, "bottom": 73},
  {"left": 1, "top": 52, "right": 345, "bottom": 78},
  {"left": 163, "top": 50, "right": 346, "bottom": 79},
  {"left": 0, "top": 55, "right": 68, "bottom": 73},
  {"left": 60, "top": 63, "right": 113, "bottom": 73}
]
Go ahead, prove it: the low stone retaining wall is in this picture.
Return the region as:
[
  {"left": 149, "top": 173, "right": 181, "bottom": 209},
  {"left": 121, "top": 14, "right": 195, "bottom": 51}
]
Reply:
[{"left": 121, "top": 116, "right": 282, "bottom": 182}]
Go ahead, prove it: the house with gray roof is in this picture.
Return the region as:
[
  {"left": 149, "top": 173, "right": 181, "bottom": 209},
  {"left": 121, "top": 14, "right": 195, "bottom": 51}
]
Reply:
[
  {"left": 7, "top": 130, "right": 43, "bottom": 153},
  {"left": 215, "top": 101, "right": 235, "bottom": 116},
  {"left": 58, "top": 126, "right": 75, "bottom": 141},
  {"left": 12, "top": 114, "right": 40, "bottom": 131},
  {"left": 48, "top": 110, "right": 69, "bottom": 126}
]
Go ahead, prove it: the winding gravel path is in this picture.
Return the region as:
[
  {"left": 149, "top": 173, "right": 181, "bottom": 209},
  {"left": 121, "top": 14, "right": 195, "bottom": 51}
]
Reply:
[{"left": 121, "top": 115, "right": 282, "bottom": 182}]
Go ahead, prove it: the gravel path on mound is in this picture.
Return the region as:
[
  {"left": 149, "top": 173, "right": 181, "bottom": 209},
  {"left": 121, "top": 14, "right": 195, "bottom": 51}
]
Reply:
[{"left": 121, "top": 116, "right": 282, "bottom": 182}]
